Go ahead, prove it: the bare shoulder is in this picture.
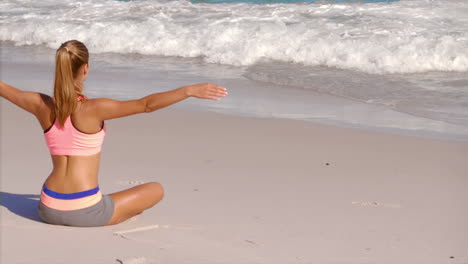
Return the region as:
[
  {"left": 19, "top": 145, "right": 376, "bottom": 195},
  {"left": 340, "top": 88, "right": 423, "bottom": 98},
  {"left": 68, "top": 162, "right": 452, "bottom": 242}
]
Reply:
[
  {"left": 84, "top": 97, "right": 145, "bottom": 121},
  {"left": 81, "top": 97, "right": 115, "bottom": 112},
  {"left": 35, "top": 93, "right": 56, "bottom": 130},
  {"left": 0, "top": 81, "right": 53, "bottom": 116},
  {"left": 86, "top": 97, "right": 117, "bottom": 107},
  {"left": 38, "top": 93, "right": 54, "bottom": 108},
  {"left": 32, "top": 93, "right": 54, "bottom": 115}
]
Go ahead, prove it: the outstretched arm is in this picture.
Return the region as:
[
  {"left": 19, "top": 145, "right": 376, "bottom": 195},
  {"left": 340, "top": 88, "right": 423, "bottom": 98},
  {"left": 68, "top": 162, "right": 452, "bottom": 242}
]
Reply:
[
  {"left": 93, "top": 83, "right": 228, "bottom": 121},
  {"left": 0, "top": 81, "right": 49, "bottom": 116}
]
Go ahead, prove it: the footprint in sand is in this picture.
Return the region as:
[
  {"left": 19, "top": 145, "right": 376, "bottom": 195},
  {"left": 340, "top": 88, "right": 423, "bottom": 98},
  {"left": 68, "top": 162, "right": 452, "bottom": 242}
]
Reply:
[
  {"left": 113, "top": 224, "right": 200, "bottom": 239},
  {"left": 352, "top": 201, "right": 401, "bottom": 208},
  {"left": 118, "top": 180, "right": 146, "bottom": 186},
  {"left": 116, "top": 257, "right": 153, "bottom": 264}
]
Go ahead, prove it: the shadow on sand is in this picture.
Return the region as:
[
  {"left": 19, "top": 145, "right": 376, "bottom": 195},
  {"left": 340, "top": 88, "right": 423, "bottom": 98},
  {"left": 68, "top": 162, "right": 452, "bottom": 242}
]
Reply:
[{"left": 0, "top": 192, "right": 42, "bottom": 222}]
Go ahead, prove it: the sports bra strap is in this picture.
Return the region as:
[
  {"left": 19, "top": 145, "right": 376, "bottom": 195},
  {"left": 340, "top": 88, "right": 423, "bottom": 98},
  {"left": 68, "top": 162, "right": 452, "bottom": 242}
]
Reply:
[{"left": 77, "top": 95, "right": 87, "bottom": 101}]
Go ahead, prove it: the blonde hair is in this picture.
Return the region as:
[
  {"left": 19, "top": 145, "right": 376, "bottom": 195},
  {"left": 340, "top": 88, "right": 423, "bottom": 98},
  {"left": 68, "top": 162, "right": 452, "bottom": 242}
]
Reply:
[{"left": 54, "top": 40, "right": 89, "bottom": 126}]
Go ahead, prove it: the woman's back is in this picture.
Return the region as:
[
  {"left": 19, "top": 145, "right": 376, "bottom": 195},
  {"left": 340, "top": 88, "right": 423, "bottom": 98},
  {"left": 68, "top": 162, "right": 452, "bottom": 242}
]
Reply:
[{"left": 41, "top": 97, "right": 104, "bottom": 194}]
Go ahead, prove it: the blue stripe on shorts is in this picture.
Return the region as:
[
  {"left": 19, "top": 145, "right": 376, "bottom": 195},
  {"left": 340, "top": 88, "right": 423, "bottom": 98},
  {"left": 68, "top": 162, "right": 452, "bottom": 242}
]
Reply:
[{"left": 42, "top": 185, "right": 100, "bottom": 200}]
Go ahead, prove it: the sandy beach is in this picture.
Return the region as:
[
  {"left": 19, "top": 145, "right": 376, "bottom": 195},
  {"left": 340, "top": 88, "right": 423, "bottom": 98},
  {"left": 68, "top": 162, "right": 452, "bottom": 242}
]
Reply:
[
  {"left": 2, "top": 0, "right": 468, "bottom": 262},
  {"left": 1, "top": 92, "right": 467, "bottom": 263}
]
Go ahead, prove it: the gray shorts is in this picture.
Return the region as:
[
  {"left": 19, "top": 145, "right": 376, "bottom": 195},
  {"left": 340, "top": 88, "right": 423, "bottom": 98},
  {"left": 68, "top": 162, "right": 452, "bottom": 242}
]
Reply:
[{"left": 38, "top": 195, "right": 115, "bottom": 227}]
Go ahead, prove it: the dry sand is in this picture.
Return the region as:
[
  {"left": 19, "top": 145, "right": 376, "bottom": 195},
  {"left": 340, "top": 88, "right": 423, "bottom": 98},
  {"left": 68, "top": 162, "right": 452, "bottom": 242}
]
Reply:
[{"left": 1, "top": 97, "right": 468, "bottom": 264}]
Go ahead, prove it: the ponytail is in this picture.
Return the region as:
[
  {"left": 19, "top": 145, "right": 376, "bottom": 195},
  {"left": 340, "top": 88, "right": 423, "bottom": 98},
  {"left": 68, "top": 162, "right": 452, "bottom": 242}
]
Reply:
[{"left": 53, "top": 40, "right": 89, "bottom": 127}]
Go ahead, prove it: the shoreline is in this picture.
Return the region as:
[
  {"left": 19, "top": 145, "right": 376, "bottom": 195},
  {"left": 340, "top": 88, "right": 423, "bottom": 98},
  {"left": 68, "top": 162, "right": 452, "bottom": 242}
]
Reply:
[{"left": 2, "top": 41, "right": 468, "bottom": 142}]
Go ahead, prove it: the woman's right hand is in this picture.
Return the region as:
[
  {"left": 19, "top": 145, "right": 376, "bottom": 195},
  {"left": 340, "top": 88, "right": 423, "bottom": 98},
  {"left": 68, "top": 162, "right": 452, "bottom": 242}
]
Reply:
[{"left": 185, "top": 83, "right": 228, "bottom": 101}]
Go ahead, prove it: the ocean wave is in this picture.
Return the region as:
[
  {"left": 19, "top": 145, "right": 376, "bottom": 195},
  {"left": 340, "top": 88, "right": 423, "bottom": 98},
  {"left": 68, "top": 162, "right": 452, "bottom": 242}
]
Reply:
[{"left": 1, "top": 0, "right": 468, "bottom": 74}]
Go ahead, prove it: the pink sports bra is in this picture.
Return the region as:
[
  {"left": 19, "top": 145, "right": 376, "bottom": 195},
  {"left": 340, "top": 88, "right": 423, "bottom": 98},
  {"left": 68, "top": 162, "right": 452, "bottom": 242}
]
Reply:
[{"left": 44, "top": 97, "right": 106, "bottom": 156}]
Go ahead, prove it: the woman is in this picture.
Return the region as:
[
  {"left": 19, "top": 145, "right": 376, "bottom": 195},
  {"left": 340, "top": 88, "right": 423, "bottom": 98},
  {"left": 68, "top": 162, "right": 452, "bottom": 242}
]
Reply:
[{"left": 0, "top": 40, "right": 228, "bottom": 227}]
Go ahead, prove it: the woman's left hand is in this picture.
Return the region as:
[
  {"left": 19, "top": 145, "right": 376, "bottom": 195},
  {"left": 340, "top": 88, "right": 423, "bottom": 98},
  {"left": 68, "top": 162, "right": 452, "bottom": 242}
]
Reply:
[{"left": 185, "top": 83, "right": 228, "bottom": 101}]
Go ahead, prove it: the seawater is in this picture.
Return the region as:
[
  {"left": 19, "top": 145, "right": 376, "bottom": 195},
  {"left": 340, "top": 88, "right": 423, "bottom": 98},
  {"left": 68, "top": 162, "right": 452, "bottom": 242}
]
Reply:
[
  {"left": 1, "top": 0, "right": 468, "bottom": 140},
  {"left": 190, "top": 0, "right": 398, "bottom": 3}
]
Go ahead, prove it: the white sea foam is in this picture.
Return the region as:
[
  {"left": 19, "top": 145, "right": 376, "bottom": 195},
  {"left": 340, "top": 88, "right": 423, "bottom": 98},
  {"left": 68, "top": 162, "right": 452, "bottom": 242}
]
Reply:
[{"left": 1, "top": 0, "right": 468, "bottom": 74}]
